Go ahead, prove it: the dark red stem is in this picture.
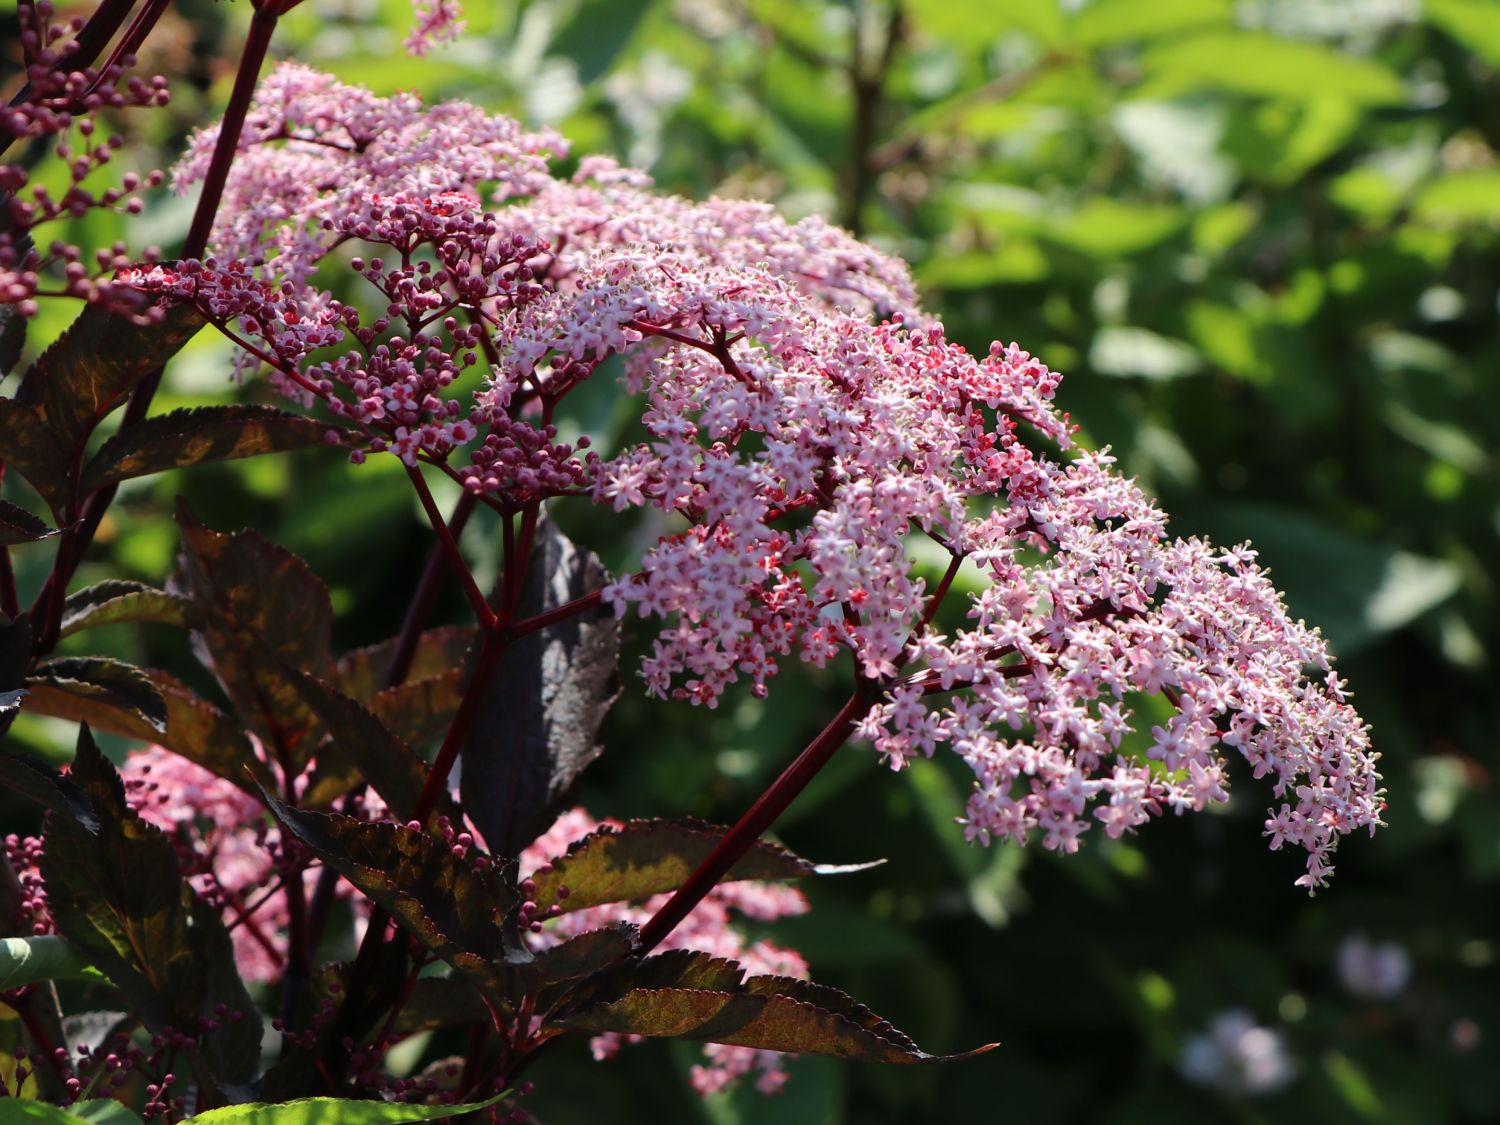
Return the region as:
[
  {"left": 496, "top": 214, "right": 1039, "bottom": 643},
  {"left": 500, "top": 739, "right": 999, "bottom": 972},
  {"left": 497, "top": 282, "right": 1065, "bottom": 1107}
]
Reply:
[
  {"left": 406, "top": 466, "right": 496, "bottom": 630},
  {"left": 636, "top": 685, "right": 878, "bottom": 954},
  {"left": 181, "top": 7, "right": 277, "bottom": 259},
  {"left": 411, "top": 624, "right": 508, "bottom": 824},
  {"left": 25, "top": 5, "right": 281, "bottom": 657}
]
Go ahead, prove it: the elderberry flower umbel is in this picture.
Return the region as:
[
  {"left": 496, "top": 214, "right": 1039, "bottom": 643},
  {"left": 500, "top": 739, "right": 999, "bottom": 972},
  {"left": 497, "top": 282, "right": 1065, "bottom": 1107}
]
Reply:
[{"left": 140, "top": 66, "right": 1381, "bottom": 890}]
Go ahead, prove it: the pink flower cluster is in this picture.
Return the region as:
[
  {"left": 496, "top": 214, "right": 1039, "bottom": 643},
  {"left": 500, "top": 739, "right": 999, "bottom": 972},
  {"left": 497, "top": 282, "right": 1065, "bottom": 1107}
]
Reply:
[
  {"left": 522, "top": 809, "right": 810, "bottom": 1097},
  {"left": 121, "top": 746, "right": 300, "bottom": 984},
  {"left": 140, "top": 65, "right": 1381, "bottom": 889},
  {"left": 0, "top": 2, "right": 170, "bottom": 320}
]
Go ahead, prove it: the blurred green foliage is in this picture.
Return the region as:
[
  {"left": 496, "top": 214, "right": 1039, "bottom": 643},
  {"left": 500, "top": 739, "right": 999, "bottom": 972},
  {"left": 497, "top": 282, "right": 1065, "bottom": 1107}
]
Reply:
[{"left": 5, "top": 0, "right": 1499, "bottom": 1121}]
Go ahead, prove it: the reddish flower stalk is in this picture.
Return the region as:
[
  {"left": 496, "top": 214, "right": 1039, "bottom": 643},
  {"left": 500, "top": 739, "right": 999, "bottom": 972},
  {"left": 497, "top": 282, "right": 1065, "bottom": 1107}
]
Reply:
[
  {"left": 637, "top": 686, "right": 876, "bottom": 954},
  {"left": 27, "top": 2, "right": 287, "bottom": 657}
]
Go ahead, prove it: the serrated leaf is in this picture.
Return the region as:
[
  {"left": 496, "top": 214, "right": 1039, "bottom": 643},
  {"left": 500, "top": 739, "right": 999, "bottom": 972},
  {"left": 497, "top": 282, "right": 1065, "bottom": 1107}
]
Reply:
[
  {"left": 81, "top": 405, "right": 350, "bottom": 493},
  {"left": 0, "top": 397, "right": 72, "bottom": 515},
  {"left": 23, "top": 665, "right": 271, "bottom": 793},
  {"left": 368, "top": 670, "right": 464, "bottom": 749},
  {"left": 279, "top": 663, "right": 456, "bottom": 823},
  {"left": 40, "top": 728, "right": 262, "bottom": 1089},
  {"left": 391, "top": 975, "right": 492, "bottom": 1036},
  {"left": 60, "top": 579, "right": 197, "bottom": 637},
  {"left": 549, "top": 948, "right": 748, "bottom": 1021},
  {"left": 0, "top": 935, "right": 111, "bottom": 989},
  {"left": 336, "top": 625, "right": 476, "bottom": 701},
  {"left": 0, "top": 498, "right": 57, "bottom": 545},
  {"left": 14, "top": 299, "right": 204, "bottom": 463},
  {"left": 462, "top": 520, "right": 620, "bottom": 856},
  {"left": 0, "top": 750, "right": 96, "bottom": 825},
  {"left": 556, "top": 976, "right": 996, "bottom": 1064},
  {"left": 187, "top": 1092, "right": 511, "bottom": 1125},
  {"left": 530, "top": 818, "right": 880, "bottom": 914},
  {"left": 265, "top": 797, "right": 523, "bottom": 1001},
  {"left": 531, "top": 924, "right": 636, "bottom": 987},
  {"left": 176, "top": 505, "right": 334, "bottom": 762},
  {"left": 0, "top": 613, "right": 28, "bottom": 737},
  {"left": 25, "top": 656, "right": 167, "bottom": 734}
]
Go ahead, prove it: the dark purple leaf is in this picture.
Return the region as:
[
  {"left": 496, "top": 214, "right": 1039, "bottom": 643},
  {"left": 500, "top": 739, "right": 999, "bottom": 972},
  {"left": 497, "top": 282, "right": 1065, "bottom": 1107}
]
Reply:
[
  {"left": 266, "top": 798, "right": 526, "bottom": 1003},
  {"left": 176, "top": 504, "right": 334, "bottom": 763},
  {"left": 0, "top": 498, "right": 56, "bottom": 545},
  {"left": 462, "top": 520, "right": 620, "bottom": 857},
  {"left": 336, "top": 625, "right": 477, "bottom": 702},
  {"left": 14, "top": 299, "right": 204, "bottom": 462},
  {"left": 81, "top": 404, "right": 354, "bottom": 492},
  {"left": 530, "top": 817, "right": 882, "bottom": 914},
  {"left": 0, "top": 397, "right": 71, "bottom": 515},
  {"left": 555, "top": 970, "right": 997, "bottom": 1065},
  {"left": 280, "top": 662, "right": 458, "bottom": 824},
  {"left": 40, "top": 728, "right": 262, "bottom": 1090},
  {"left": 25, "top": 656, "right": 167, "bottom": 735},
  {"left": 60, "top": 579, "right": 197, "bottom": 637}
]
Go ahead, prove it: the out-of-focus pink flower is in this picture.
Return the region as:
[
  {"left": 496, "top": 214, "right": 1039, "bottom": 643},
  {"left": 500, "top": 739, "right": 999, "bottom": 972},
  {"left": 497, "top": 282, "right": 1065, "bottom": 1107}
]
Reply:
[
  {"left": 121, "top": 746, "right": 293, "bottom": 984},
  {"left": 405, "top": 0, "right": 465, "bottom": 56}
]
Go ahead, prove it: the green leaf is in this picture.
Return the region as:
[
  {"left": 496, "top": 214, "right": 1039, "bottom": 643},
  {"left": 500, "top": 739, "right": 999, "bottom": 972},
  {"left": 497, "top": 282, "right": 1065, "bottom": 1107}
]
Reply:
[
  {"left": 462, "top": 519, "right": 620, "bottom": 856},
  {"left": 40, "top": 727, "right": 263, "bottom": 1089},
  {"left": 67, "top": 1101, "right": 147, "bottom": 1125},
  {"left": 336, "top": 625, "right": 476, "bottom": 701},
  {"left": 1088, "top": 326, "right": 1202, "bottom": 381},
  {"left": 1071, "top": 0, "right": 1230, "bottom": 46},
  {"left": 0, "top": 935, "right": 111, "bottom": 989},
  {"left": 550, "top": 0, "right": 652, "bottom": 86},
  {"left": 25, "top": 656, "right": 168, "bottom": 735},
  {"left": 1137, "top": 31, "right": 1406, "bottom": 104},
  {"left": 186, "top": 1092, "right": 511, "bottom": 1125},
  {"left": 0, "top": 1102, "right": 147, "bottom": 1125},
  {"left": 60, "top": 580, "right": 197, "bottom": 638},
  {"left": 1189, "top": 504, "right": 1463, "bottom": 656},
  {"left": 1044, "top": 199, "right": 1187, "bottom": 258},
  {"left": 265, "top": 797, "right": 524, "bottom": 1001},
  {"left": 556, "top": 971, "right": 996, "bottom": 1064},
  {"left": 1413, "top": 170, "right": 1500, "bottom": 225},
  {"left": 917, "top": 242, "right": 1050, "bottom": 289},
  {"left": 81, "top": 405, "right": 349, "bottom": 493},
  {"left": 1428, "top": 0, "right": 1500, "bottom": 69},
  {"left": 0, "top": 498, "right": 57, "bottom": 545},
  {"left": 176, "top": 505, "right": 334, "bottom": 762},
  {"left": 13, "top": 300, "right": 204, "bottom": 466},
  {"left": 529, "top": 818, "right": 880, "bottom": 914}
]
